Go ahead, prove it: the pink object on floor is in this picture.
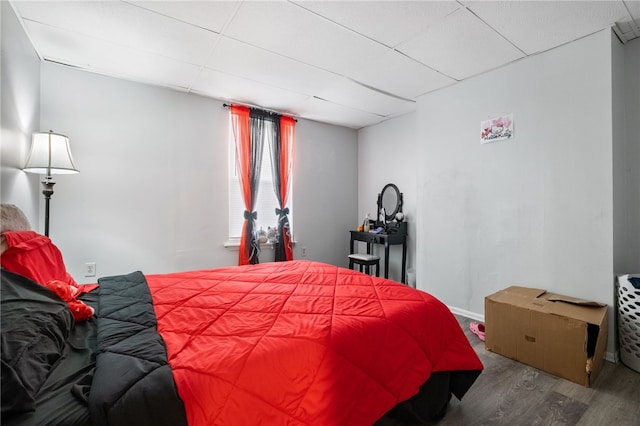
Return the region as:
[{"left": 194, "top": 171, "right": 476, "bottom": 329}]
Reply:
[{"left": 470, "top": 322, "right": 485, "bottom": 341}]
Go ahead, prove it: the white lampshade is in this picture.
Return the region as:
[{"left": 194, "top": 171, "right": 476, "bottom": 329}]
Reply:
[{"left": 23, "top": 131, "right": 79, "bottom": 175}]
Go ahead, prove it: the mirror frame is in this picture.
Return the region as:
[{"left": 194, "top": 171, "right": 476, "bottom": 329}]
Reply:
[{"left": 377, "top": 183, "right": 403, "bottom": 223}]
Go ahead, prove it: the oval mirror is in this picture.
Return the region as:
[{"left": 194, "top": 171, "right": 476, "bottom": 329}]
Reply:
[{"left": 378, "top": 183, "right": 403, "bottom": 222}]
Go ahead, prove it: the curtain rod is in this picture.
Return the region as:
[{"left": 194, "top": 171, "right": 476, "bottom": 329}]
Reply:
[{"left": 222, "top": 103, "right": 298, "bottom": 122}]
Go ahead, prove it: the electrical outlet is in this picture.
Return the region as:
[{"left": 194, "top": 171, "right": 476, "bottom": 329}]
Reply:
[
  {"left": 301, "top": 247, "right": 307, "bottom": 257},
  {"left": 84, "top": 262, "right": 96, "bottom": 277}
]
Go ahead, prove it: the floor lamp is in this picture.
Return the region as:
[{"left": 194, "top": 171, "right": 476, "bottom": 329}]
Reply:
[{"left": 23, "top": 131, "right": 79, "bottom": 237}]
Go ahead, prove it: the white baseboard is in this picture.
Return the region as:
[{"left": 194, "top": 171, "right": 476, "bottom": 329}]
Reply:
[{"left": 447, "top": 305, "right": 484, "bottom": 322}]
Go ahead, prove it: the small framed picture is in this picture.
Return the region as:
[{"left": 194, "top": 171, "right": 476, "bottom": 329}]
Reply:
[{"left": 481, "top": 113, "right": 513, "bottom": 144}]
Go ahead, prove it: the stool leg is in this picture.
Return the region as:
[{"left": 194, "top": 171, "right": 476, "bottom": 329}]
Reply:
[
  {"left": 375, "top": 262, "right": 379, "bottom": 277},
  {"left": 365, "top": 264, "right": 370, "bottom": 275},
  {"left": 349, "top": 259, "right": 354, "bottom": 270}
]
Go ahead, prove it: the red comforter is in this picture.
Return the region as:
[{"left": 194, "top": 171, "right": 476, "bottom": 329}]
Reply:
[{"left": 146, "top": 260, "right": 482, "bottom": 425}]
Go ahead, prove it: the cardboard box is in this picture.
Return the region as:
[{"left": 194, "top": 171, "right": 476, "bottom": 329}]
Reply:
[{"left": 485, "top": 286, "right": 608, "bottom": 387}]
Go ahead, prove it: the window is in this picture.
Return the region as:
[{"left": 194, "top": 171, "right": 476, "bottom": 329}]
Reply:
[{"left": 228, "top": 119, "right": 293, "bottom": 241}]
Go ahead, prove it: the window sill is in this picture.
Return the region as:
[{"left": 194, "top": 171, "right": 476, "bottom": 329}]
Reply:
[{"left": 224, "top": 240, "right": 296, "bottom": 251}]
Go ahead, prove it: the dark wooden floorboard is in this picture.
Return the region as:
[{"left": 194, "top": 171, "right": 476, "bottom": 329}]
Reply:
[{"left": 377, "top": 315, "right": 640, "bottom": 426}]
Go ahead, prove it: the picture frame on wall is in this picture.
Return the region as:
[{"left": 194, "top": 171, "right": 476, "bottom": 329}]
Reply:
[{"left": 481, "top": 113, "right": 514, "bottom": 144}]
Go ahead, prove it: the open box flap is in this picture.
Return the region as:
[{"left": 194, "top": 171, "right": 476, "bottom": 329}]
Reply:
[
  {"left": 547, "top": 295, "right": 606, "bottom": 307},
  {"left": 486, "top": 286, "right": 546, "bottom": 307},
  {"left": 543, "top": 293, "right": 608, "bottom": 325}
]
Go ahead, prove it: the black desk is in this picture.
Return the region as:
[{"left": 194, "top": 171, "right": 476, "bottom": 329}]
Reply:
[{"left": 349, "top": 222, "right": 407, "bottom": 283}]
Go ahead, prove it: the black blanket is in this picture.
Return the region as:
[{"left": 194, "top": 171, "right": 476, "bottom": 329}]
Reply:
[
  {"left": 90, "top": 272, "right": 186, "bottom": 426},
  {"left": 1, "top": 270, "right": 187, "bottom": 426},
  {"left": 1, "top": 270, "right": 96, "bottom": 426}
]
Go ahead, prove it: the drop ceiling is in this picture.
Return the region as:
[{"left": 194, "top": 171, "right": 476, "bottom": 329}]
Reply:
[{"left": 10, "top": 0, "right": 640, "bottom": 129}]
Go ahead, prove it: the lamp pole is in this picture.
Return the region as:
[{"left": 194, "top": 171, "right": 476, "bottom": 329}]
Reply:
[{"left": 42, "top": 177, "right": 55, "bottom": 237}]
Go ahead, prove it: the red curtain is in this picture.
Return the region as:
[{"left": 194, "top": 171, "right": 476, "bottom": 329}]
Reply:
[
  {"left": 231, "top": 104, "right": 293, "bottom": 264},
  {"left": 277, "top": 116, "right": 295, "bottom": 261},
  {"left": 230, "top": 105, "right": 256, "bottom": 265}
]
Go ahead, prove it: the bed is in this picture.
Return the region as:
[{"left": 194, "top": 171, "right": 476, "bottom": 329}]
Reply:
[{"left": 1, "top": 228, "right": 482, "bottom": 426}]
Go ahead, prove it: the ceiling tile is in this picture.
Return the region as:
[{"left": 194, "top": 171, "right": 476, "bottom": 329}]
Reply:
[
  {"left": 293, "top": 0, "right": 461, "bottom": 47},
  {"left": 626, "top": 0, "right": 640, "bottom": 19},
  {"left": 23, "top": 20, "right": 201, "bottom": 89},
  {"left": 206, "top": 37, "right": 341, "bottom": 95},
  {"left": 464, "top": 0, "right": 631, "bottom": 54},
  {"left": 14, "top": 1, "right": 219, "bottom": 65},
  {"left": 351, "top": 49, "right": 456, "bottom": 99},
  {"left": 398, "top": 7, "right": 525, "bottom": 80},
  {"left": 317, "top": 77, "right": 415, "bottom": 117},
  {"left": 292, "top": 97, "right": 385, "bottom": 129},
  {"left": 129, "top": 1, "right": 241, "bottom": 33},
  {"left": 191, "top": 68, "right": 309, "bottom": 114},
  {"left": 224, "top": 1, "right": 389, "bottom": 77}
]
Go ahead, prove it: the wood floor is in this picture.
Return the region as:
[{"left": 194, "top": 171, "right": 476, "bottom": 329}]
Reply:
[{"left": 378, "top": 315, "right": 640, "bottom": 426}]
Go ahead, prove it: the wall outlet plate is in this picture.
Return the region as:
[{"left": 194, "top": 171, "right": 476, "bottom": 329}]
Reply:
[{"left": 84, "top": 262, "right": 96, "bottom": 277}]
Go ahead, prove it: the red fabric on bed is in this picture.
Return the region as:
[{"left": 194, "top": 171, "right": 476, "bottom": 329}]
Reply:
[
  {"left": 1, "top": 231, "right": 75, "bottom": 285},
  {"left": 146, "top": 260, "right": 482, "bottom": 426},
  {"left": 1, "top": 231, "right": 97, "bottom": 294}
]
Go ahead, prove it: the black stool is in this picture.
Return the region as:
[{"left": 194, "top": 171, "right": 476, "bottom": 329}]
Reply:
[{"left": 348, "top": 253, "right": 380, "bottom": 277}]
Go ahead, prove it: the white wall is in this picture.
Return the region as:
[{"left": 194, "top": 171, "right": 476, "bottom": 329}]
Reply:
[
  {"left": 294, "top": 119, "right": 358, "bottom": 268},
  {"left": 623, "top": 38, "right": 640, "bottom": 272},
  {"left": 0, "top": 2, "right": 41, "bottom": 223},
  {"left": 357, "top": 113, "right": 417, "bottom": 284},
  {"left": 613, "top": 37, "right": 640, "bottom": 275},
  {"left": 416, "top": 29, "right": 616, "bottom": 349},
  {"left": 39, "top": 63, "right": 358, "bottom": 282}
]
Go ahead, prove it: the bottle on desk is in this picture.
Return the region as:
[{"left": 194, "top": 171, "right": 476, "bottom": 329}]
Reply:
[{"left": 363, "top": 214, "right": 371, "bottom": 233}]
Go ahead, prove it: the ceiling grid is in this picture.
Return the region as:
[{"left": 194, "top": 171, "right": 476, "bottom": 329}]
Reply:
[{"left": 10, "top": 0, "right": 639, "bottom": 129}]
